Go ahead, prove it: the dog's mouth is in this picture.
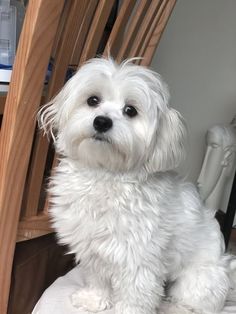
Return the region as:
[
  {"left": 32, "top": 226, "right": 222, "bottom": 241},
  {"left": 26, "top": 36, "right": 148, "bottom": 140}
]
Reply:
[{"left": 92, "top": 134, "right": 111, "bottom": 143}]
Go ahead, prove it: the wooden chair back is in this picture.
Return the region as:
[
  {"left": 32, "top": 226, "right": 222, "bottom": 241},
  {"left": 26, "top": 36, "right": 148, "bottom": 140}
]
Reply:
[{"left": 0, "top": 0, "right": 176, "bottom": 312}]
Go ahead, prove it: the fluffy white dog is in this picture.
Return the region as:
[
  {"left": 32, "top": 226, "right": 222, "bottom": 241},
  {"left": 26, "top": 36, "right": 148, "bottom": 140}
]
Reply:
[{"left": 39, "top": 58, "right": 234, "bottom": 314}]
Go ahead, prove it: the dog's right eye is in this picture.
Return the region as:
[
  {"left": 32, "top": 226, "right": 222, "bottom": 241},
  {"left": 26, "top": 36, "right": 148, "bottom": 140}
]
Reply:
[
  {"left": 123, "top": 105, "right": 138, "bottom": 118},
  {"left": 87, "top": 96, "right": 101, "bottom": 107}
]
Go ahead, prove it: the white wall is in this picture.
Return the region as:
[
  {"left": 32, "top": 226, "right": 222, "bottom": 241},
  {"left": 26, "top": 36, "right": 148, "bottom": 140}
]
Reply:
[{"left": 151, "top": 0, "right": 236, "bottom": 185}]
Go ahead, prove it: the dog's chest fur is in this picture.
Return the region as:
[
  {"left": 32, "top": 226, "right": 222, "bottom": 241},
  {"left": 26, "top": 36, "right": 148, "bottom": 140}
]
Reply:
[
  {"left": 49, "top": 160, "right": 170, "bottom": 269},
  {"left": 49, "top": 159, "right": 222, "bottom": 283}
]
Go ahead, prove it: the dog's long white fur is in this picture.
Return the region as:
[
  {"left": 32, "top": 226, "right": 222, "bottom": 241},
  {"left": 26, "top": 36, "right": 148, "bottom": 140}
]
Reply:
[{"left": 39, "top": 58, "right": 235, "bottom": 314}]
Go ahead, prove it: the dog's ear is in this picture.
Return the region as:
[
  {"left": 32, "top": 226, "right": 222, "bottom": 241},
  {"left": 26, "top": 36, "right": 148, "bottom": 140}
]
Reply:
[
  {"left": 37, "top": 86, "right": 68, "bottom": 141},
  {"left": 146, "top": 107, "right": 186, "bottom": 173}
]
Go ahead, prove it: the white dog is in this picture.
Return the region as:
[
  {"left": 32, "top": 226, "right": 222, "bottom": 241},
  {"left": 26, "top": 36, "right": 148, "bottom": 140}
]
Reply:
[{"left": 39, "top": 58, "right": 234, "bottom": 314}]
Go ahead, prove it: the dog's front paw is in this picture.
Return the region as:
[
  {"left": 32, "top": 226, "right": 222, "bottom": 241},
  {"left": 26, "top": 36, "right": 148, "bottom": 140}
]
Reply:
[{"left": 71, "top": 288, "right": 112, "bottom": 312}]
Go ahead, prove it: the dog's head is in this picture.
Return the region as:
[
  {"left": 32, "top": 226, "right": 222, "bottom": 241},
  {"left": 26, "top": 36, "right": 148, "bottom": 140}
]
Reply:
[{"left": 39, "top": 58, "right": 186, "bottom": 173}]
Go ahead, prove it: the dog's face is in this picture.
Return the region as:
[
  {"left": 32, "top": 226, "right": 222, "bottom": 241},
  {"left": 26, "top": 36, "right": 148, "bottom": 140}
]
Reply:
[{"left": 39, "top": 58, "right": 185, "bottom": 173}]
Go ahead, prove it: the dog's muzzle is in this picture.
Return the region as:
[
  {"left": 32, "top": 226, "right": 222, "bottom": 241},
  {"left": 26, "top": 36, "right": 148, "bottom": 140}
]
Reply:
[{"left": 93, "top": 116, "right": 113, "bottom": 133}]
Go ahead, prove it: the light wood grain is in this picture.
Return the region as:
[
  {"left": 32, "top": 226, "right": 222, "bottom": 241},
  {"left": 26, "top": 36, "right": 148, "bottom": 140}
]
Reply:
[
  {"left": 141, "top": 0, "right": 176, "bottom": 66},
  {"left": 127, "top": 0, "right": 162, "bottom": 59},
  {"left": 137, "top": 0, "right": 169, "bottom": 60},
  {"left": 103, "top": 0, "right": 137, "bottom": 58},
  {"left": 17, "top": 214, "right": 52, "bottom": 242},
  {"left": 70, "top": 0, "right": 99, "bottom": 65},
  {"left": 51, "top": 0, "right": 74, "bottom": 60},
  {"left": 116, "top": 0, "right": 151, "bottom": 63},
  {"left": 0, "top": 1, "right": 64, "bottom": 312},
  {"left": 80, "top": 0, "right": 116, "bottom": 64}
]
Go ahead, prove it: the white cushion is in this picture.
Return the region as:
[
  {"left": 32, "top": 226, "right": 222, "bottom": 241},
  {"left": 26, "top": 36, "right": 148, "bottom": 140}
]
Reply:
[{"left": 32, "top": 267, "right": 236, "bottom": 314}]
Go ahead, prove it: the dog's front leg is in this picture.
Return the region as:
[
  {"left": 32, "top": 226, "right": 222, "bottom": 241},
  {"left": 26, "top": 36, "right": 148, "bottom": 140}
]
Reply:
[
  {"left": 112, "top": 266, "right": 163, "bottom": 314},
  {"left": 71, "top": 266, "right": 112, "bottom": 312}
]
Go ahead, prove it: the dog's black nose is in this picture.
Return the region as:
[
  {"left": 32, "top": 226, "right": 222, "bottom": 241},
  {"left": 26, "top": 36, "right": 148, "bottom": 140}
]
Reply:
[{"left": 93, "top": 116, "right": 113, "bottom": 133}]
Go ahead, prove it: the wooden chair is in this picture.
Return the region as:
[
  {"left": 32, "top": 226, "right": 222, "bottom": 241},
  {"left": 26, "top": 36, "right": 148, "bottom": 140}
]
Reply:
[{"left": 0, "top": 0, "right": 176, "bottom": 312}]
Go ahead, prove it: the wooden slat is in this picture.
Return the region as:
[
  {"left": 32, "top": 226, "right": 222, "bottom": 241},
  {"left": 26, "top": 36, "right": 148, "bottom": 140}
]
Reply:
[
  {"left": 137, "top": 0, "right": 168, "bottom": 60},
  {"left": 0, "top": 95, "right": 6, "bottom": 115},
  {"left": 103, "top": 0, "right": 137, "bottom": 58},
  {"left": 21, "top": 1, "right": 88, "bottom": 219},
  {"left": 127, "top": 0, "right": 162, "bottom": 59},
  {"left": 51, "top": 0, "right": 74, "bottom": 60},
  {"left": 20, "top": 134, "right": 49, "bottom": 217},
  {"left": 116, "top": 0, "right": 150, "bottom": 63},
  {"left": 0, "top": 1, "right": 64, "bottom": 312},
  {"left": 141, "top": 0, "right": 176, "bottom": 66},
  {"left": 17, "top": 214, "right": 52, "bottom": 242},
  {"left": 70, "top": 0, "right": 99, "bottom": 65},
  {"left": 79, "top": 0, "right": 116, "bottom": 64}
]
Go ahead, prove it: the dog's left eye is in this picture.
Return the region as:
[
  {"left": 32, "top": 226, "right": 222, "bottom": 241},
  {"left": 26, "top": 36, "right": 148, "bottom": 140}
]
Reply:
[
  {"left": 123, "top": 105, "right": 138, "bottom": 118},
  {"left": 87, "top": 96, "right": 101, "bottom": 107}
]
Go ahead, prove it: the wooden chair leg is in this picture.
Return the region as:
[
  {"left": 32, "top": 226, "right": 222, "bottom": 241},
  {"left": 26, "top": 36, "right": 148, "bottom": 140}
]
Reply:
[{"left": 0, "top": 1, "right": 64, "bottom": 312}]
